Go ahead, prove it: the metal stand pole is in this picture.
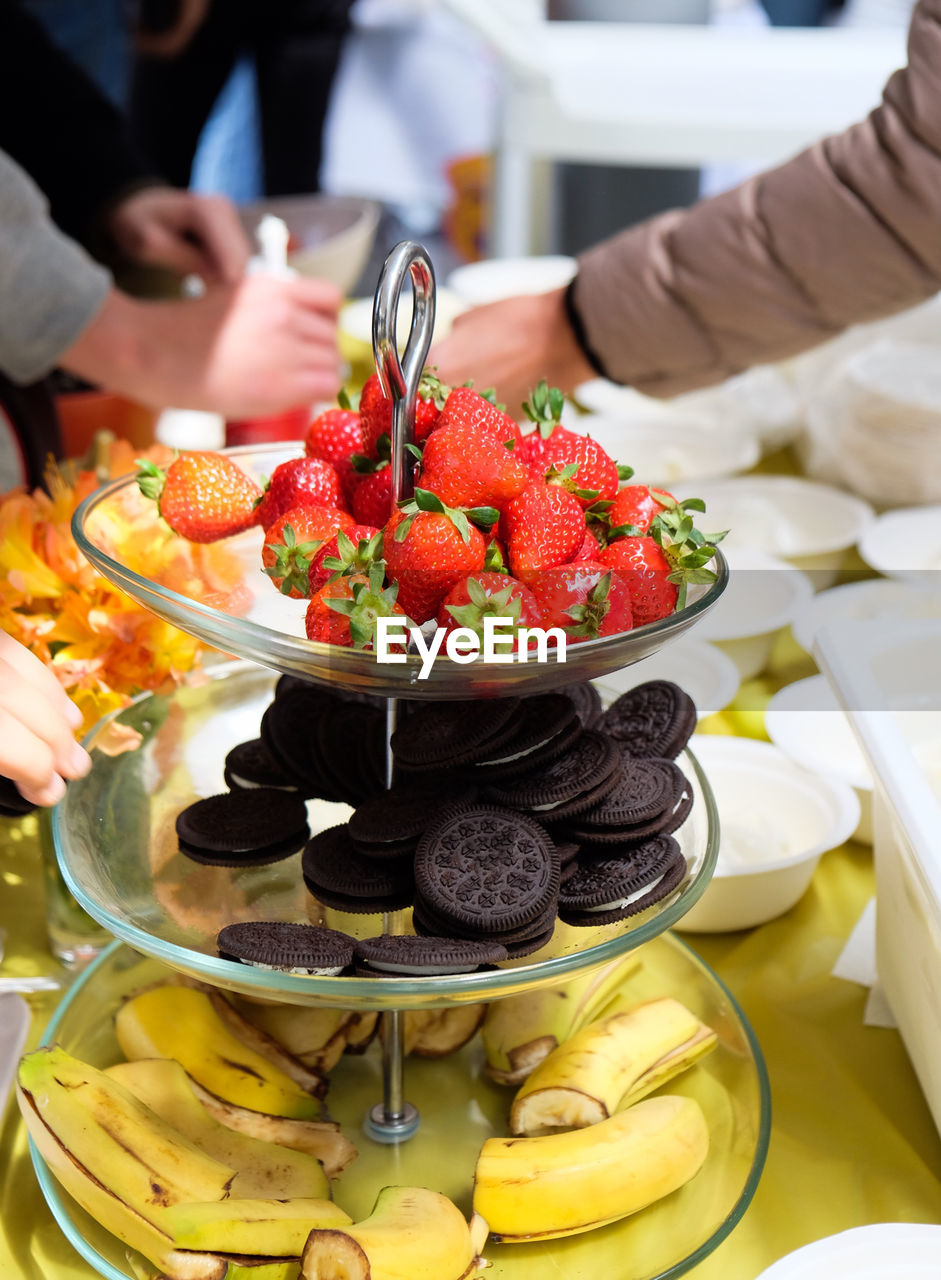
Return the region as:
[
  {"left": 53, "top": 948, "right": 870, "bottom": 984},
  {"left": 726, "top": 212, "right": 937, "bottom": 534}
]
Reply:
[{"left": 361, "top": 241, "right": 435, "bottom": 1145}]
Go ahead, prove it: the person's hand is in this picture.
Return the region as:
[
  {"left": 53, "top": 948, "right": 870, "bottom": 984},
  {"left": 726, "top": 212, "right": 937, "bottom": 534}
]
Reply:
[
  {"left": 61, "top": 272, "right": 344, "bottom": 418},
  {"left": 0, "top": 633, "right": 90, "bottom": 807},
  {"left": 431, "top": 286, "right": 596, "bottom": 416},
  {"left": 107, "top": 187, "right": 251, "bottom": 285}
]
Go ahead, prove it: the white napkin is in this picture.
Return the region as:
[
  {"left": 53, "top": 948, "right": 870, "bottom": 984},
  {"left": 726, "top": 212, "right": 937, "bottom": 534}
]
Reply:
[{"left": 830, "top": 897, "right": 897, "bottom": 1029}]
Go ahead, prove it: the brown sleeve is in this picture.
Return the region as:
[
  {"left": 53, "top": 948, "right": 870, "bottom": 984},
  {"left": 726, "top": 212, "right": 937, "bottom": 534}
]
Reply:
[{"left": 571, "top": 0, "right": 941, "bottom": 397}]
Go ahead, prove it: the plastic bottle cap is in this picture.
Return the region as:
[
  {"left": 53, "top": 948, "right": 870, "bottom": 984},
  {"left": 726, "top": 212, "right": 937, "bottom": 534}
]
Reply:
[{"left": 155, "top": 409, "right": 226, "bottom": 451}]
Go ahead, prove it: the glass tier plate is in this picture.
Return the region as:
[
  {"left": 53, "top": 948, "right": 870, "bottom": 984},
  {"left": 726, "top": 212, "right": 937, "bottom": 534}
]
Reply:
[
  {"left": 54, "top": 662, "right": 719, "bottom": 1010},
  {"left": 30, "top": 933, "right": 769, "bottom": 1280},
  {"left": 72, "top": 444, "right": 729, "bottom": 698}
]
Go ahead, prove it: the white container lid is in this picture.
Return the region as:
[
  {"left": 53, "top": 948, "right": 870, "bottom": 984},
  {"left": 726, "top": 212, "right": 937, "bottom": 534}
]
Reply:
[
  {"left": 765, "top": 674, "right": 873, "bottom": 793},
  {"left": 755, "top": 1223, "right": 941, "bottom": 1279},
  {"left": 793, "top": 577, "right": 941, "bottom": 654},
  {"left": 695, "top": 550, "right": 814, "bottom": 642},
  {"left": 857, "top": 503, "right": 941, "bottom": 580}
]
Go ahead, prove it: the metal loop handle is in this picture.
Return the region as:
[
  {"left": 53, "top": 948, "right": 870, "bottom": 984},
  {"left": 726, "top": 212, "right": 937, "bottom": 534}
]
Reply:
[{"left": 371, "top": 241, "right": 436, "bottom": 507}]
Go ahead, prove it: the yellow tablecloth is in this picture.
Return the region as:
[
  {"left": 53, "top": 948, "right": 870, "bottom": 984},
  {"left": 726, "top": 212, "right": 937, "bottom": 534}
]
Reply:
[{"left": 2, "top": 644, "right": 940, "bottom": 1280}]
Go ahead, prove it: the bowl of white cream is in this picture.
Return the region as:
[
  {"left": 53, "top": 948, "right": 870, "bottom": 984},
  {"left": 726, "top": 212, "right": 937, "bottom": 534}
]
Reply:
[{"left": 677, "top": 736, "right": 860, "bottom": 932}]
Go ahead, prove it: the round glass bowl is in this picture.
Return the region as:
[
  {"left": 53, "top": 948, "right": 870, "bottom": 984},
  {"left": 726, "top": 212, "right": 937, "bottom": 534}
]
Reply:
[
  {"left": 54, "top": 662, "right": 719, "bottom": 1010},
  {"left": 72, "top": 445, "right": 728, "bottom": 699},
  {"left": 32, "top": 932, "right": 770, "bottom": 1280}
]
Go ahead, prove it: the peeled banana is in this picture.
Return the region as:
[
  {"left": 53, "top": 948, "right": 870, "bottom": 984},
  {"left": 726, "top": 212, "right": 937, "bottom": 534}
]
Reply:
[
  {"left": 116, "top": 986, "right": 325, "bottom": 1121},
  {"left": 510, "top": 997, "right": 717, "bottom": 1135},
  {"left": 474, "top": 1094, "right": 709, "bottom": 1241},
  {"left": 301, "top": 1186, "right": 486, "bottom": 1280},
  {"left": 105, "top": 1059, "right": 331, "bottom": 1198},
  {"left": 481, "top": 951, "right": 643, "bottom": 1085}
]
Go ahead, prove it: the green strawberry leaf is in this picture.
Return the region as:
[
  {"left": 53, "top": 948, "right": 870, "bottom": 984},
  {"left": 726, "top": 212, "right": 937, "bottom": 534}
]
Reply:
[
  {"left": 616, "top": 464, "right": 635, "bottom": 481},
  {"left": 467, "top": 506, "right": 500, "bottom": 531}
]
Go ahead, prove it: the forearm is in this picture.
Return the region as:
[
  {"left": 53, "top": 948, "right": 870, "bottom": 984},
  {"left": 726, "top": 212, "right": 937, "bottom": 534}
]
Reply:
[{"left": 572, "top": 0, "right": 941, "bottom": 396}]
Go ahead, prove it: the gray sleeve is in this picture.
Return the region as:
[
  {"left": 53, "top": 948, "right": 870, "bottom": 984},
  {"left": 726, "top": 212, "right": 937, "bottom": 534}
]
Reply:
[{"left": 0, "top": 149, "right": 111, "bottom": 385}]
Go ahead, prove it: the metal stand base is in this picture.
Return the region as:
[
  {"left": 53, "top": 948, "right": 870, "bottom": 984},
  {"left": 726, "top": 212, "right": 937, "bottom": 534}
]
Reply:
[{"left": 363, "top": 1100, "right": 421, "bottom": 1144}]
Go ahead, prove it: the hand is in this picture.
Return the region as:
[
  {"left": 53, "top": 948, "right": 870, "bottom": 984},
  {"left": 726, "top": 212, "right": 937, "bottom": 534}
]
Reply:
[
  {"left": 62, "top": 272, "right": 344, "bottom": 417},
  {"left": 0, "top": 633, "right": 90, "bottom": 807},
  {"left": 431, "top": 286, "right": 596, "bottom": 417},
  {"left": 107, "top": 186, "right": 251, "bottom": 285}
]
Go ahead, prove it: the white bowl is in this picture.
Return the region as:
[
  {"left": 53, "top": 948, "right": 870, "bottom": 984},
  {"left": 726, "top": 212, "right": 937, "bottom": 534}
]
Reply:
[
  {"left": 592, "top": 638, "right": 741, "bottom": 719},
  {"left": 566, "top": 416, "right": 760, "bottom": 486},
  {"left": 857, "top": 503, "right": 941, "bottom": 581},
  {"left": 676, "top": 476, "right": 875, "bottom": 588},
  {"left": 238, "top": 195, "right": 381, "bottom": 295},
  {"left": 446, "top": 255, "right": 577, "bottom": 305},
  {"left": 694, "top": 551, "right": 815, "bottom": 681},
  {"left": 755, "top": 1224, "right": 941, "bottom": 1279},
  {"left": 677, "top": 736, "right": 860, "bottom": 933},
  {"left": 765, "top": 675, "right": 874, "bottom": 844},
  {"left": 792, "top": 576, "right": 941, "bottom": 655}
]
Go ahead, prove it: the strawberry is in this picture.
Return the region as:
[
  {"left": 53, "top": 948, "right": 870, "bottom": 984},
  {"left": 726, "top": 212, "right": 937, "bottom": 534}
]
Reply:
[
  {"left": 598, "top": 537, "right": 677, "bottom": 627},
  {"left": 137, "top": 452, "right": 261, "bottom": 543},
  {"left": 383, "top": 491, "right": 491, "bottom": 623},
  {"left": 351, "top": 464, "right": 393, "bottom": 526},
  {"left": 307, "top": 524, "right": 381, "bottom": 596},
  {"left": 571, "top": 527, "right": 604, "bottom": 562},
  {"left": 256, "top": 457, "right": 344, "bottom": 529},
  {"left": 305, "top": 563, "right": 407, "bottom": 650},
  {"left": 542, "top": 435, "right": 620, "bottom": 508},
  {"left": 432, "top": 384, "right": 522, "bottom": 450},
  {"left": 304, "top": 399, "right": 363, "bottom": 505},
  {"left": 517, "top": 381, "right": 579, "bottom": 478},
  {"left": 360, "top": 370, "right": 448, "bottom": 457},
  {"left": 530, "top": 562, "right": 634, "bottom": 642},
  {"left": 501, "top": 480, "right": 586, "bottom": 586},
  {"left": 262, "top": 505, "right": 355, "bottom": 597},
  {"left": 419, "top": 413, "right": 529, "bottom": 510},
  {"left": 436, "top": 571, "right": 543, "bottom": 650},
  {"left": 608, "top": 484, "right": 677, "bottom": 534}
]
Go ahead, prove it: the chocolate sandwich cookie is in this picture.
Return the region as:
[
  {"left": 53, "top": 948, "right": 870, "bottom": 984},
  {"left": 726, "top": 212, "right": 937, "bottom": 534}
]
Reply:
[
  {"left": 566, "top": 755, "right": 677, "bottom": 841},
  {"left": 559, "top": 834, "right": 686, "bottom": 925},
  {"left": 217, "top": 921, "right": 355, "bottom": 974},
  {"left": 602, "top": 759, "right": 694, "bottom": 842},
  {"left": 176, "top": 788, "right": 310, "bottom": 866},
  {"left": 560, "top": 682, "right": 604, "bottom": 729},
  {"left": 302, "top": 823, "right": 414, "bottom": 914},
  {"left": 414, "top": 803, "right": 559, "bottom": 936},
  {"left": 470, "top": 694, "right": 581, "bottom": 781},
  {"left": 353, "top": 934, "right": 508, "bottom": 975},
  {"left": 0, "top": 775, "right": 36, "bottom": 817},
  {"left": 260, "top": 700, "right": 329, "bottom": 797},
  {"left": 603, "top": 680, "right": 697, "bottom": 759},
  {"left": 224, "top": 738, "right": 297, "bottom": 791},
  {"left": 348, "top": 783, "right": 475, "bottom": 859},
  {"left": 391, "top": 698, "right": 521, "bottom": 772},
  {"left": 483, "top": 729, "right": 620, "bottom": 819}
]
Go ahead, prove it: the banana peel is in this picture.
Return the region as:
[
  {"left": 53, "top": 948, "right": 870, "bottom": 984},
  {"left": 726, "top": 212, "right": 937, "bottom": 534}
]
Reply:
[
  {"left": 116, "top": 987, "right": 325, "bottom": 1121},
  {"left": 481, "top": 951, "right": 643, "bottom": 1085},
  {"left": 391, "top": 1006, "right": 486, "bottom": 1058},
  {"left": 105, "top": 1059, "right": 332, "bottom": 1198},
  {"left": 510, "top": 997, "right": 717, "bottom": 1135},
  {"left": 205, "top": 992, "right": 328, "bottom": 1097},
  {"left": 474, "top": 1094, "right": 709, "bottom": 1241},
  {"left": 160, "top": 1198, "right": 351, "bottom": 1256},
  {"left": 300, "top": 1186, "right": 485, "bottom": 1280}
]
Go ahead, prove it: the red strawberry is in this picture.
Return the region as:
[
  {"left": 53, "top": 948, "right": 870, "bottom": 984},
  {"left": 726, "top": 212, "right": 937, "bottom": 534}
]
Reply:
[
  {"left": 262, "top": 505, "right": 355, "bottom": 597},
  {"left": 305, "top": 564, "right": 407, "bottom": 650},
  {"left": 501, "top": 481, "right": 586, "bottom": 586},
  {"left": 571, "top": 527, "right": 604, "bottom": 562},
  {"left": 360, "top": 370, "right": 448, "bottom": 457},
  {"left": 608, "top": 484, "right": 677, "bottom": 534},
  {"left": 517, "top": 380, "right": 579, "bottom": 478},
  {"left": 432, "top": 384, "right": 522, "bottom": 450},
  {"left": 137, "top": 452, "right": 261, "bottom": 543},
  {"left": 352, "top": 464, "right": 393, "bottom": 526},
  {"left": 542, "top": 435, "right": 619, "bottom": 507},
  {"left": 599, "top": 536, "right": 677, "bottom": 627},
  {"left": 304, "top": 403, "right": 363, "bottom": 505},
  {"left": 256, "top": 457, "right": 343, "bottom": 529},
  {"left": 383, "top": 496, "right": 488, "bottom": 623},
  {"left": 419, "top": 415, "right": 529, "bottom": 511},
  {"left": 530, "top": 561, "right": 633, "bottom": 642},
  {"left": 518, "top": 424, "right": 580, "bottom": 478},
  {"left": 436, "top": 571, "right": 542, "bottom": 650},
  {"left": 307, "top": 524, "right": 381, "bottom": 596}
]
